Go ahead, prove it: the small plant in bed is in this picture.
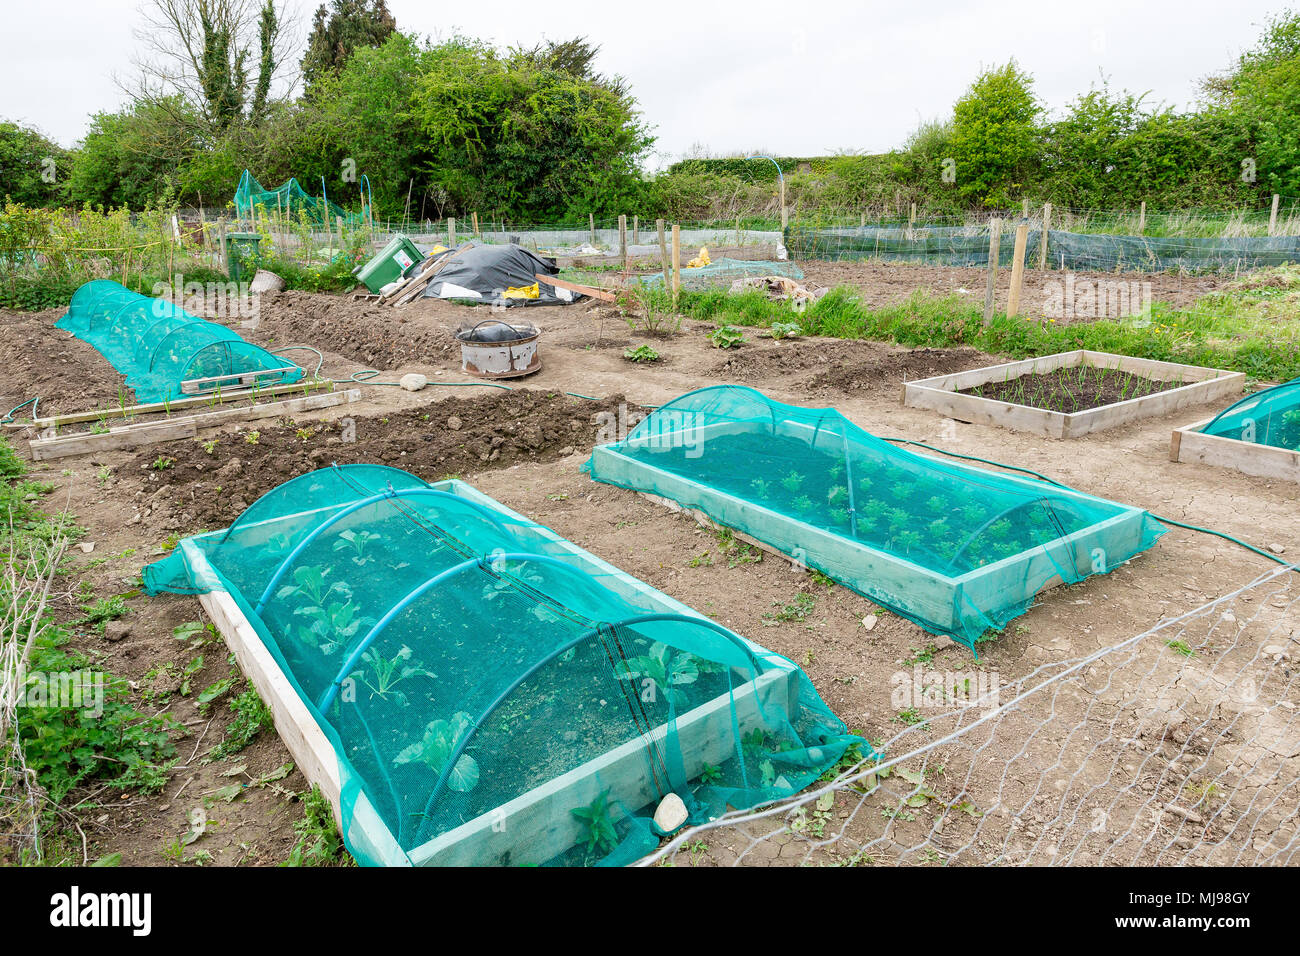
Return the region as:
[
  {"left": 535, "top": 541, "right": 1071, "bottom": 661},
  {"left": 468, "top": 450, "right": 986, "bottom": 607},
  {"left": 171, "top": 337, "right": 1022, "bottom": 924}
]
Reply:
[
  {"left": 961, "top": 365, "right": 1182, "bottom": 413},
  {"left": 623, "top": 344, "right": 661, "bottom": 363}
]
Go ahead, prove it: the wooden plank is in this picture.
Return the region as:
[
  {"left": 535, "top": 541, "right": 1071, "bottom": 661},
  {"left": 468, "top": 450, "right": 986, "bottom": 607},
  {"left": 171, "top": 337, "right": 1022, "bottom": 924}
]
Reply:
[
  {"left": 903, "top": 350, "right": 1245, "bottom": 440},
  {"left": 409, "top": 667, "right": 796, "bottom": 867},
  {"left": 671, "top": 224, "right": 681, "bottom": 300},
  {"left": 1039, "top": 203, "right": 1051, "bottom": 269},
  {"left": 6, "top": 381, "right": 333, "bottom": 430},
  {"left": 1006, "top": 223, "right": 1029, "bottom": 318},
  {"left": 533, "top": 273, "right": 617, "bottom": 303},
  {"left": 392, "top": 245, "right": 472, "bottom": 306},
  {"left": 1171, "top": 417, "right": 1300, "bottom": 483},
  {"left": 983, "top": 217, "right": 1002, "bottom": 324},
  {"left": 185, "top": 542, "right": 406, "bottom": 866},
  {"left": 29, "top": 390, "right": 361, "bottom": 461},
  {"left": 180, "top": 365, "right": 301, "bottom": 394}
]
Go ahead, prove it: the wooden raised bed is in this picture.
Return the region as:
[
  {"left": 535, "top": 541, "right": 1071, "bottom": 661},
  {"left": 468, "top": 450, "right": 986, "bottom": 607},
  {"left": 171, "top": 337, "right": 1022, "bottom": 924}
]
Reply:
[
  {"left": 179, "top": 480, "right": 801, "bottom": 866},
  {"left": 1171, "top": 417, "right": 1300, "bottom": 483},
  {"left": 902, "top": 350, "right": 1245, "bottom": 439},
  {"left": 588, "top": 419, "right": 1158, "bottom": 641}
]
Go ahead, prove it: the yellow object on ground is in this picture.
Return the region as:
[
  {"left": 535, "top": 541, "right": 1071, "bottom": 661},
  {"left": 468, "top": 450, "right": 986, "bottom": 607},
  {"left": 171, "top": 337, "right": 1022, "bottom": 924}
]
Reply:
[
  {"left": 687, "top": 247, "right": 711, "bottom": 268},
  {"left": 503, "top": 282, "right": 540, "bottom": 299}
]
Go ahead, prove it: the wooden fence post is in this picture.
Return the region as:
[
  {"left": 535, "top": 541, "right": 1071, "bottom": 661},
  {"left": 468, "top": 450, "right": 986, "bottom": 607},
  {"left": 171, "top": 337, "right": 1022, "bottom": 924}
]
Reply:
[
  {"left": 589, "top": 213, "right": 596, "bottom": 245},
  {"left": 472, "top": 211, "right": 479, "bottom": 236},
  {"left": 448, "top": 217, "right": 456, "bottom": 247},
  {"left": 657, "top": 218, "right": 669, "bottom": 285},
  {"left": 1007, "top": 223, "right": 1029, "bottom": 318},
  {"left": 1039, "top": 203, "right": 1051, "bottom": 269},
  {"left": 633, "top": 215, "right": 639, "bottom": 245},
  {"left": 1022, "top": 198, "right": 1030, "bottom": 218},
  {"left": 983, "top": 217, "right": 1002, "bottom": 326},
  {"left": 1138, "top": 201, "right": 1146, "bottom": 235},
  {"left": 780, "top": 176, "right": 788, "bottom": 230},
  {"left": 671, "top": 224, "right": 681, "bottom": 304},
  {"left": 1270, "top": 194, "right": 1280, "bottom": 236},
  {"left": 618, "top": 214, "right": 628, "bottom": 269}
]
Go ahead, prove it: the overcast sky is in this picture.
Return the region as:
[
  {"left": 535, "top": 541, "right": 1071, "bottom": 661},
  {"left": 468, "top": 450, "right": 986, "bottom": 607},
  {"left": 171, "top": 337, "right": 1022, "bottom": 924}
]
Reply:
[{"left": 1, "top": 0, "right": 1291, "bottom": 167}]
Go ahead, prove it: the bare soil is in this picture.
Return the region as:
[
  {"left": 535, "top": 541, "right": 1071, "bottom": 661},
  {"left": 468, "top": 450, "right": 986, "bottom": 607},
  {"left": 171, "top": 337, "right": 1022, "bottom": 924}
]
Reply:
[
  {"left": 0, "top": 259, "right": 1292, "bottom": 867},
  {"left": 960, "top": 366, "right": 1183, "bottom": 413}
]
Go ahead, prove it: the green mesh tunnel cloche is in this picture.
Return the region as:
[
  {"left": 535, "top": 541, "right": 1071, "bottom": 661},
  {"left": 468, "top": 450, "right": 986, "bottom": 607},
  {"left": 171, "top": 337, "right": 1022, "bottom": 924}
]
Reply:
[
  {"left": 585, "top": 385, "right": 1167, "bottom": 649},
  {"left": 57, "top": 279, "right": 304, "bottom": 403},
  {"left": 143, "top": 465, "right": 863, "bottom": 866}
]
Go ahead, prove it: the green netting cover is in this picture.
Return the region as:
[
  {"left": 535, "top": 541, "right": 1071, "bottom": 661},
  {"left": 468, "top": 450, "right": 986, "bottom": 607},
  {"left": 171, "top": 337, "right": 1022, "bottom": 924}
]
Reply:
[
  {"left": 56, "top": 280, "right": 304, "bottom": 403},
  {"left": 143, "top": 465, "right": 861, "bottom": 866},
  {"left": 234, "top": 170, "right": 366, "bottom": 227},
  {"left": 639, "top": 258, "right": 804, "bottom": 290},
  {"left": 785, "top": 224, "right": 1300, "bottom": 272},
  {"left": 585, "top": 386, "right": 1167, "bottom": 649},
  {"left": 1200, "top": 377, "right": 1300, "bottom": 449}
]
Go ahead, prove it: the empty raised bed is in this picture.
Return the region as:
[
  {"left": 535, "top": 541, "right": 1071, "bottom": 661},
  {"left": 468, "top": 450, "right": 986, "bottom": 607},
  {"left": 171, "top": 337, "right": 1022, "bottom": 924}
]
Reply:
[
  {"left": 585, "top": 385, "right": 1167, "bottom": 649},
  {"left": 143, "top": 464, "right": 859, "bottom": 866},
  {"left": 902, "top": 349, "right": 1244, "bottom": 439},
  {"left": 1171, "top": 377, "right": 1300, "bottom": 482}
]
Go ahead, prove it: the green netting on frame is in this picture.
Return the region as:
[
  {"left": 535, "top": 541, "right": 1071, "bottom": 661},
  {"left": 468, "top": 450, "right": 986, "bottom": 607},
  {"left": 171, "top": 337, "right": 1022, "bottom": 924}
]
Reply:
[
  {"left": 143, "top": 464, "right": 862, "bottom": 867},
  {"left": 234, "top": 170, "right": 367, "bottom": 228},
  {"left": 785, "top": 224, "right": 1300, "bottom": 272},
  {"left": 56, "top": 280, "right": 304, "bottom": 403},
  {"left": 638, "top": 257, "right": 804, "bottom": 290},
  {"left": 1200, "top": 378, "right": 1300, "bottom": 450},
  {"left": 584, "top": 385, "right": 1167, "bottom": 649}
]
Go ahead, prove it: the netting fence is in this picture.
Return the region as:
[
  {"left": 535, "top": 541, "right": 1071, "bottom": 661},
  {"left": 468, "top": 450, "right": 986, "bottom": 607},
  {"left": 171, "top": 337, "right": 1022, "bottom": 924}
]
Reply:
[
  {"left": 645, "top": 564, "right": 1300, "bottom": 866},
  {"left": 785, "top": 223, "right": 1300, "bottom": 273}
]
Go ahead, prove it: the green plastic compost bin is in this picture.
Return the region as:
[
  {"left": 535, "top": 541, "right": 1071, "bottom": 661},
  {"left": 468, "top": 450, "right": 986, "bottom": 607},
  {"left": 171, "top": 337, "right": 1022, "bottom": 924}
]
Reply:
[
  {"left": 223, "top": 232, "right": 263, "bottom": 281},
  {"left": 355, "top": 234, "right": 424, "bottom": 293}
]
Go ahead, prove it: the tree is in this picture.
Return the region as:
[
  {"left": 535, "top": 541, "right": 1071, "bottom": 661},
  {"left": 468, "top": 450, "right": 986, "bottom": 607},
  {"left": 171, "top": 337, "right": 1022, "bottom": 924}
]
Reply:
[
  {"left": 300, "top": 0, "right": 396, "bottom": 90},
  {"left": 411, "top": 38, "right": 653, "bottom": 221},
  {"left": 947, "top": 61, "right": 1041, "bottom": 207},
  {"left": 1203, "top": 9, "right": 1300, "bottom": 195},
  {"left": 66, "top": 98, "right": 199, "bottom": 208},
  {"left": 0, "top": 121, "right": 69, "bottom": 206},
  {"left": 131, "top": 0, "right": 292, "bottom": 132}
]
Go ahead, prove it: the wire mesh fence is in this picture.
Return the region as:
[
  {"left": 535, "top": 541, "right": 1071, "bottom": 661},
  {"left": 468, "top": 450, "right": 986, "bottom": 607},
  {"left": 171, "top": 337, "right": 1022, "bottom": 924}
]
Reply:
[{"left": 644, "top": 564, "right": 1299, "bottom": 867}]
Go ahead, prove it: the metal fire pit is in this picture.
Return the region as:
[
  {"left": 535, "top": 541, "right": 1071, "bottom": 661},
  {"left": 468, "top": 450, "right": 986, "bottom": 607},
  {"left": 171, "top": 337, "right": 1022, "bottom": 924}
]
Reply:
[{"left": 455, "top": 319, "right": 542, "bottom": 380}]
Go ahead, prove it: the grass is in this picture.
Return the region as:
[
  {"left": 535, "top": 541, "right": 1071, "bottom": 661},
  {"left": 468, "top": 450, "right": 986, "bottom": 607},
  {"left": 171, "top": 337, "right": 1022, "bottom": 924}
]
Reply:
[{"left": 674, "top": 271, "right": 1300, "bottom": 382}]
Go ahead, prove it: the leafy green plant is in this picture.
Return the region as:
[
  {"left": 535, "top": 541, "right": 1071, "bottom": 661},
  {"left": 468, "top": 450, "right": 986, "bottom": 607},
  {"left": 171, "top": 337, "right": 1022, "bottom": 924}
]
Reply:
[
  {"left": 614, "top": 641, "right": 719, "bottom": 708},
  {"left": 149, "top": 455, "right": 175, "bottom": 471},
  {"left": 392, "top": 712, "right": 480, "bottom": 792},
  {"left": 332, "top": 528, "right": 381, "bottom": 566},
  {"left": 207, "top": 689, "right": 274, "bottom": 762},
  {"left": 570, "top": 788, "right": 618, "bottom": 860},
  {"left": 350, "top": 644, "right": 435, "bottom": 705},
  {"left": 769, "top": 321, "right": 801, "bottom": 340},
  {"left": 283, "top": 786, "right": 350, "bottom": 867},
  {"left": 708, "top": 325, "right": 746, "bottom": 349},
  {"left": 623, "top": 344, "right": 661, "bottom": 363}
]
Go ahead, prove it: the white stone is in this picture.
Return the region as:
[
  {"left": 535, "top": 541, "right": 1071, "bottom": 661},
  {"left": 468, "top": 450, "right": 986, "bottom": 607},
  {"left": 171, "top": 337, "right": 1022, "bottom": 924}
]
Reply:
[
  {"left": 399, "top": 373, "right": 428, "bottom": 392},
  {"left": 77, "top": 542, "right": 95, "bottom": 553},
  {"left": 862, "top": 614, "right": 877, "bottom": 631},
  {"left": 653, "top": 793, "right": 688, "bottom": 833}
]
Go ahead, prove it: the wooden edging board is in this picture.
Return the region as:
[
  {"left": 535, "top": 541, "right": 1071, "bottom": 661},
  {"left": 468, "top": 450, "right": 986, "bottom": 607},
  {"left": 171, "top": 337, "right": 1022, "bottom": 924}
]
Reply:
[
  {"left": 1171, "top": 417, "right": 1300, "bottom": 483},
  {"left": 3, "top": 380, "right": 334, "bottom": 430},
  {"left": 901, "top": 349, "right": 1245, "bottom": 439},
  {"left": 27, "top": 389, "right": 361, "bottom": 461},
  {"left": 176, "top": 481, "right": 800, "bottom": 866}
]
